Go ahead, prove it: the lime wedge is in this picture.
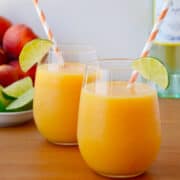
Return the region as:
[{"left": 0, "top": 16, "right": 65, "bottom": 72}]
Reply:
[
  {"left": 132, "top": 57, "right": 169, "bottom": 89},
  {"left": 0, "top": 86, "right": 11, "bottom": 111},
  {"left": 6, "top": 88, "right": 34, "bottom": 111},
  {"left": 0, "top": 102, "right": 5, "bottom": 112},
  {"left": 3, "top": 77, "right": 33, "bottom": 99},
  {"left": 19, "top": 38, "right": 53, "bottom": 72}
]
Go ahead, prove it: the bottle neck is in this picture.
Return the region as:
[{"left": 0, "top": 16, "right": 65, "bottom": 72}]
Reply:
[{"left": 154, "top": 0, "right": 180, "bottom": 44}]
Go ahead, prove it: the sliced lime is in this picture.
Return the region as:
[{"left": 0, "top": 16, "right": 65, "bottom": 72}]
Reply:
[
  {"left": 0, "top": 102, "right": 5, "bottom": 112},
  {"left": 6, "top": 88, "right": 34, "bottom": 111},
  {"left": 0, "top": 86, "right": 10, "bottom": 111},
  {"left": 19, "top": 38, "right": 53, "bottom": 72},
  {"left": 3, "top": 77, "right": 33, "bottom": 99},
  {"left": 132, "top": 57, "right": 169, "bottom": 89}
]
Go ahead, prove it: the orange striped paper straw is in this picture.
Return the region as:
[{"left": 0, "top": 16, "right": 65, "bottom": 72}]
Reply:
[
  {"left": 32, "top": 0, "right": 64, "bottom": 65},
  {"left": 128, "top": 0, "right": 172, "bottom": 86}
]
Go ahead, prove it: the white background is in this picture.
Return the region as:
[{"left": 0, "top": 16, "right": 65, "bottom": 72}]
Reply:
[{"left": 0, "top": 0, "right": 152, "bottom": 58}]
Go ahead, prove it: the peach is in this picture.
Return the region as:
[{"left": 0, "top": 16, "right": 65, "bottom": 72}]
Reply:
[
  {"left": 9, "top": 60, "right": 24, "bottom": 79},
  {"left": 9, "top": 60, "right": 37, "bottom": 83},
  {"left": 0, "top": 64, "right": 18, "bottom": 87},
  {"left": 3, "top": 24, "right": 38, "bottom": 58},
  {"left": 0, "top": 16, "right": 12, "bottom": 44},
  {"left": 0, "top": 48, "right": 7, "bottom": 65}
]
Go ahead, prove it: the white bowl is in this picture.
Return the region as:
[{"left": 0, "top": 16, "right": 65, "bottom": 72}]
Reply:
[{"left": 0, "top": 110, "right": 33, "bottom": 127}]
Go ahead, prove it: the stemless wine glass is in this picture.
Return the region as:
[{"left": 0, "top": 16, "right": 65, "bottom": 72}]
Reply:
[
  {"left": 33, "top": 44, "right": 97, "bottom": 145},
  {"left": 78, "top": 59, "right": 161, "bottom": 178}
]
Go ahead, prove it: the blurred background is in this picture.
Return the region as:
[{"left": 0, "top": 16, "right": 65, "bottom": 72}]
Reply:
[{"left": 0, "top": 0, "right": 152, "bottom": 58}]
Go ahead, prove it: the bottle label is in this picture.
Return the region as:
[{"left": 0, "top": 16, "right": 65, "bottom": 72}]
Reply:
[{"left": 155, "top": 0, "right": 180, "bottom": 43}]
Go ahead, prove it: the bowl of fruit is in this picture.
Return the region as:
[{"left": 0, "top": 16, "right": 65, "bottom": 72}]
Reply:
[{"left": 0, "top": 16, "right": 38, "bottom": 127}]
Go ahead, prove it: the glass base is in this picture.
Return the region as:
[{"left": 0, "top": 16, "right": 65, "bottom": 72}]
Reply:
[
  {"left": 157, "top": 73, "right": 180, "bottom": 99},
  {"left": 98, "top": 171, "right": 144, "bottom": 179},
  {"left": 48, "top": 140, "right": 78, "bottom": 146}
]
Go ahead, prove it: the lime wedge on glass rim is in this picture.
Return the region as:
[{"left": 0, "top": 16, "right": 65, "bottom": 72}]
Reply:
[
  {"left": 2, "top": 77, "right": 33, "bottom": 99},
  {"left": 132, "top": 57, "right": 169, "bottom": 89},
  {"left": 19, "top": 38, "right": 53, "bottom": 72},
  {"left": 6, "top": 88, "right": 34, "bottom": 111}
]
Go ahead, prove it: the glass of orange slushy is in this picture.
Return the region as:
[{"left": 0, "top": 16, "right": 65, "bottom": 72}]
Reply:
[
  {"left": 33, "top": 44, "right": 97, "bottom": 145},
  {"left": 78, "top": 59, "right": 161, "bottom": 178}
]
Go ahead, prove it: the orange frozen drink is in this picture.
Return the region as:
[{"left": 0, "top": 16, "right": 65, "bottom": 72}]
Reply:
[{"left": 78, "top": 60, "right": 161, "bottom": 178}]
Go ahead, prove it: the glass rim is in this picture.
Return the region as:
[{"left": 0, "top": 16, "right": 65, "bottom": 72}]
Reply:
[
  {"left": 100, "top": 58, "right": 133, "bottom": 61},
  {"left": 86, "top": 58, "right": 135, "bottom": 71},
  {"left": 58, "top": 43, "right": 97, "bottom": 54}
]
